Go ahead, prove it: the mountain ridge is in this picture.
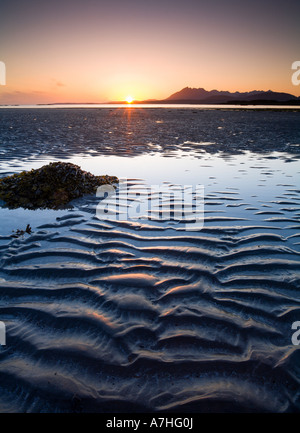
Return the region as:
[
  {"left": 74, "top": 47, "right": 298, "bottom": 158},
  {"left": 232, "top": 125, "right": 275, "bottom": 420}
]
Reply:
[
  {"left": 164, "top": 86, "right": 300, "bottom": 103},
  {"left": 106, "top": 86, "right": 300, "bottom": 105},
  {"left": 28, "top": 87, "right": 300, "bottom": 106}
]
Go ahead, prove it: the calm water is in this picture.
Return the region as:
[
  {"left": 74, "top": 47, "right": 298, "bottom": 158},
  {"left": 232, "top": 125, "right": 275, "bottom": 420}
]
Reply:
[{"left": 0, "top": 107, "right": 299, "bottom": 413}]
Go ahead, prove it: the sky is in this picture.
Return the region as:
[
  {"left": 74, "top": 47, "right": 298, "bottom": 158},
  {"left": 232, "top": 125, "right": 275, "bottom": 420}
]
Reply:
[{"left": 0, "top": 0, "right": 300, "bottom": 104}]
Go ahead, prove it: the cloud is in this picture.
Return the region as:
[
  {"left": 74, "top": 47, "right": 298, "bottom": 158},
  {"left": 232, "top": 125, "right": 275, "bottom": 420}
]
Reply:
[
  {"left": 51, "top": 79, "right": 66, "bottom": 87},
  {"left": 0, "top": 89, "right": 50, "bottom": 104}
]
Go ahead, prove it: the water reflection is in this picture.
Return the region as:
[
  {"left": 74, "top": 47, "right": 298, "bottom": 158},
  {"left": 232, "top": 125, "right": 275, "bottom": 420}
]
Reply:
[{"left": 0, "top": 108, "right": 299, "bottom": 166}]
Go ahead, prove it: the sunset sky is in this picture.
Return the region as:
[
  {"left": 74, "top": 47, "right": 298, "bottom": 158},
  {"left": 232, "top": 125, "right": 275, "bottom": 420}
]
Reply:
[{"left": 0, "top": 0, "right": 300, "bottom": 104}]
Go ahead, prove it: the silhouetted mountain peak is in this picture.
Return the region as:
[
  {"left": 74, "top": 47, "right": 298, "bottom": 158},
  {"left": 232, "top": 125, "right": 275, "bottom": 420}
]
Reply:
[{"left": 166, "top": 87, "right": 299, "bottom": 103}]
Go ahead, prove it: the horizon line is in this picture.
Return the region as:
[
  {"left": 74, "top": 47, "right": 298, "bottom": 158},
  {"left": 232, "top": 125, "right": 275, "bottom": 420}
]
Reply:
[{"left": 1, "top": 85, "right": 299, "bottom": 106}]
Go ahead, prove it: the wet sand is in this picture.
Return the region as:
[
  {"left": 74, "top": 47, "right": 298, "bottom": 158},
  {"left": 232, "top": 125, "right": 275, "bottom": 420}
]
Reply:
[{"left": 0, "top": 107, "right": 299, "bottom": 412}]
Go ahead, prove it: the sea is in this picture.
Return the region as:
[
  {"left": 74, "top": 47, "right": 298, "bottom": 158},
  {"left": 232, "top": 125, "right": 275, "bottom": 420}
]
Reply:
[{"left": 0, "top": 105, "right": 299, "bottom": 413}]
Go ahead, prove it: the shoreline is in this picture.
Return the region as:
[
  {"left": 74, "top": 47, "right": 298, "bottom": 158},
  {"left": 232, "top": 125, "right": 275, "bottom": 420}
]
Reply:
[{"left": 1, "top": 103, "right": 300, "bottom": 111}]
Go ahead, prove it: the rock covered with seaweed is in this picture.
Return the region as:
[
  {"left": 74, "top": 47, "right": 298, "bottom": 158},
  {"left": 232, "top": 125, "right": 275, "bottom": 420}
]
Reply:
[{"left": 0, "top": 161, "right": 118, "bottom": 209}]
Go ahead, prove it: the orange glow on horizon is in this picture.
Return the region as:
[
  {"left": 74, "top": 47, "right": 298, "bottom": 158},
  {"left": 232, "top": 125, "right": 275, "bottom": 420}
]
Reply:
[
  {"left": 125, "top": 95, "right": 134, "bottom": 104},
  {"left": 1, "top": 0, "right": 300, "bottom": 105}
]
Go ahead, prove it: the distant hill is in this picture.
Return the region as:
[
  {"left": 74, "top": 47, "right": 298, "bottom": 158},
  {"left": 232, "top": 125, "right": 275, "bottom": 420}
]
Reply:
[
  {"left": 164, "top": 87, "right": 300, "bottom": 104},
  {"left": 44, "top": 87, "right": 300, "bottom": 106},
  {"left": 46, "top": 88, "right": 299, "bottom": 106},
  {"left": 115, "top": 87, "right": 299, "bottom": 105}
]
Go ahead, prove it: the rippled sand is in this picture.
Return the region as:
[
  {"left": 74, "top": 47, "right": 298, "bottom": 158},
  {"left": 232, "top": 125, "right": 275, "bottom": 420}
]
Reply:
[{"left": 0, "top": 108, "right": 299, "bottom": 412}]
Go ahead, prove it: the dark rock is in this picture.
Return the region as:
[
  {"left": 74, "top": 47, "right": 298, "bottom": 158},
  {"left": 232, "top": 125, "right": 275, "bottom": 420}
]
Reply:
[{"left": 0, "top": 161, "right": 119, "bottom": 210}]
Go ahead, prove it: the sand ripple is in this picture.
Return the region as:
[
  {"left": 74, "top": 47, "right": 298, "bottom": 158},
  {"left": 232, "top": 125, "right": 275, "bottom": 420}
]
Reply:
[
  {"left": 0, "top": 183, "right": 299, "bottom": 413},
  {"left": 1, "top": 108, "right": 300, "bottom": 412}
]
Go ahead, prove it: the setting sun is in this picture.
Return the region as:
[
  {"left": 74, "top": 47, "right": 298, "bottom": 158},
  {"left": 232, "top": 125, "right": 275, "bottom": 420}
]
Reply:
[{"left": 125, "top": 95, "right": 134, "bottom": 104}]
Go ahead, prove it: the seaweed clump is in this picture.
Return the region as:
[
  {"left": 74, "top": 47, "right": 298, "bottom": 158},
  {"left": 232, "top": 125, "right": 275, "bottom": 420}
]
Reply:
[
  {"left": 12, "top": 224, "right": 32, "bottom": 238},
  {"left": 0, "top": 162, "right": 118, "bottom": 209}
]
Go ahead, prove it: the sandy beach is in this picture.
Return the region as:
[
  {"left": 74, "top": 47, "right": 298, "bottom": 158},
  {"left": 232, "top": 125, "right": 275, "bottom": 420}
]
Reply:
[{"left": 0, "top": 106, "right": 299, "bottom": 413}]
